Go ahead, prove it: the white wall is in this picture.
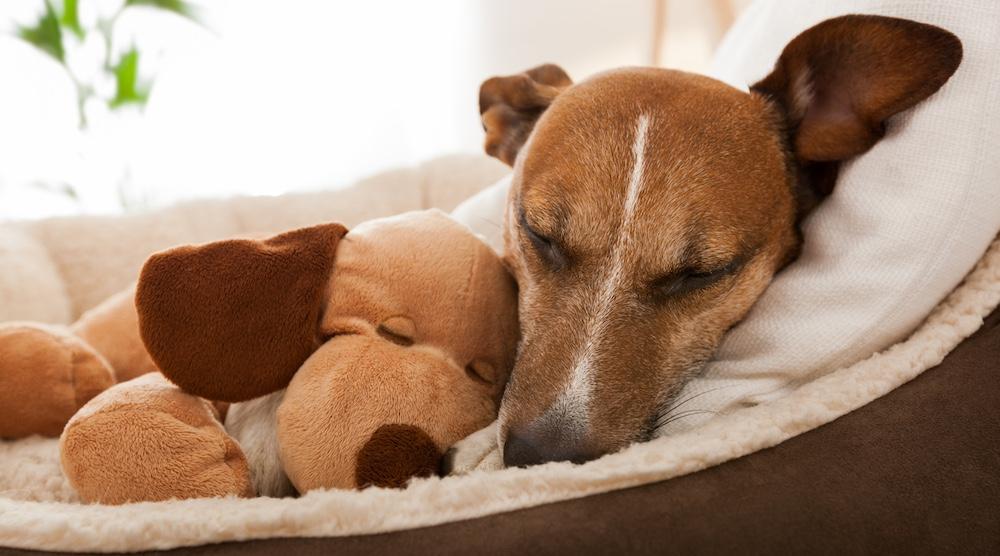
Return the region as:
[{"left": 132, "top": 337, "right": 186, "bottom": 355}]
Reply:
[{"left": 0, "top": 0, "right": 737, "bottom": 220}]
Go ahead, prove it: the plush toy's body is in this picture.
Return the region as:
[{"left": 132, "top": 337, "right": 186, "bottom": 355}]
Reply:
[{"left": 0, "top": 210, "right": 519, "bottom": 504}]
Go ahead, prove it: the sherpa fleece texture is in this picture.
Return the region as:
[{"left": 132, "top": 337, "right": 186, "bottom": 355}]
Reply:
[{"left": 0, "top": 226, "right": 997, "bottom": 550}]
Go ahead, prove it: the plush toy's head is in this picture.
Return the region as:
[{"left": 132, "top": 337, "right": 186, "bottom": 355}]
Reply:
[{"left": 136, "top": 210, "right": 519, "bottom": 491}]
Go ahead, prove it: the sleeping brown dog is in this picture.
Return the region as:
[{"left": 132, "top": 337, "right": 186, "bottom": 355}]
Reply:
[{"left": 461, "top": 15, "right": 962, "bottom": 467}]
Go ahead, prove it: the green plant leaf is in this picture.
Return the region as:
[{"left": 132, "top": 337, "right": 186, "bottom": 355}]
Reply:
[
  {"left": 109, "top": 47, "right": 150, "bottom": 108},
  {"left": 125, "top": 0, "right": 198, "bottom": 21},
  {"left": 60, "top": 0, "right": 85, "bottom": 39},
  {"left": 29, "top": 180, "right": 80, "bottom": 201},
  {"left": 16, "top": 0, "right": 64, "bottom": 61}
]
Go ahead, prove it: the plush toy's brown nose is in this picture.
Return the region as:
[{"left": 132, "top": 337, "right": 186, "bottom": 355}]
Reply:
[
  {"left": 503, "top": 418, "right": 603, "bottom": 468},
  {"left": 355, "top": 424, "right": 442, "bottom": 488}
]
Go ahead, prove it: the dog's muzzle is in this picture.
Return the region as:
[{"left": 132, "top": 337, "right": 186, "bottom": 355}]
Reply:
[{"left": 502, "top": 414, "right": 604, "bottom": 467}]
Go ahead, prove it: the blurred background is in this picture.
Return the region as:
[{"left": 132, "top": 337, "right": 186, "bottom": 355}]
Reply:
[{"left": 0, "top": 0, "right": 750, "bottom": 221}]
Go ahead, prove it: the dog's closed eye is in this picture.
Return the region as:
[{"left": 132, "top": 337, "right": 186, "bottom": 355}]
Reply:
[
  {"left": 519, "top": 209, "right": 568, "bottom": 270},
  {"left": 650, "top": 259, "right": 742, "bottom": 301}
]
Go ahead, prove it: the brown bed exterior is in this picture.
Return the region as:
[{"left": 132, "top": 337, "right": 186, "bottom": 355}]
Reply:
[{"left": 4, "top": 308, "right": 998, "bottom": 556}]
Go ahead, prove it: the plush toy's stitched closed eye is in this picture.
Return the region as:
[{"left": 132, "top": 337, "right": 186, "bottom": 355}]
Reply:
[{"left": 135, "top": 223, "right": 347, "bottom": 402}]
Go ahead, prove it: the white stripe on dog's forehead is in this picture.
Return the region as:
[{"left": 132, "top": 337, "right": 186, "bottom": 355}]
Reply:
[{"left": 551, "top": 113, "right": 651, "bottom": 429}]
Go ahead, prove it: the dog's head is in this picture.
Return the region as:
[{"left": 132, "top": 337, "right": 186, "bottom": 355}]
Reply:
[{"left": 479, "top": 15, "right": 962, "bottom": 466}]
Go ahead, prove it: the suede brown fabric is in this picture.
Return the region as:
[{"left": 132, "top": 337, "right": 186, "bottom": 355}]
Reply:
[
  {"left": 12, "top": 306, "right": 992, "bottom": 555},
  {"left": 355, "top": 424, "right": 442, "bottom": 489},
  {"left": 136, "top": 223, "right": 347, "bottom": 402}
]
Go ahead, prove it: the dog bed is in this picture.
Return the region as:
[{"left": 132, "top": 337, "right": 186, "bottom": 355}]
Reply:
[{"left": 1, "top": 149, "right": 998, "bottom": 553}]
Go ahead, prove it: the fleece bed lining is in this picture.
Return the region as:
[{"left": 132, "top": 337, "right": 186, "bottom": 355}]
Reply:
[{"left": 1, "top": 235, "right": 998, "bottom": 553}]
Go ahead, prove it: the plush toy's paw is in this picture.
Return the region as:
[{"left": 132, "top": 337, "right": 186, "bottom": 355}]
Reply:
[
  {"left": 442, "top": 420, "right": 503, "bottom": 474},
  {"left": 60, "top": 373, "right": 254, "bottom": 504},
  {"left": 0, "top": 323, "right": 115, "bottom": 439}
]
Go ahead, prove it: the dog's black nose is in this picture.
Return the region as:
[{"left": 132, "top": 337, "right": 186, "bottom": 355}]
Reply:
[{"left": 503, "top": 421, "right": 602, "bottom": 468}]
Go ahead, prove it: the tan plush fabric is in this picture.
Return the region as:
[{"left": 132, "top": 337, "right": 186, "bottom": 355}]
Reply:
[
  {"left": 0, "top": 292, "right": 159, "bottom": 441},
  {"left": 56, "top": 208, "right": 516, "bottom": 500},
  {"left": 31, "top": 207, "right": 515, "bottom": 502},
  {"left": 71, "top": 288, "right": 156, "bottom": 383},
  {"left": 279, "top": 211, "right": 519, "bottom": 491},
  {"left": 60, "top": 373, "right": 252, "bottom": 505},
  {"left": 0, "top": 324, "right": 114, "bottom": 438}
]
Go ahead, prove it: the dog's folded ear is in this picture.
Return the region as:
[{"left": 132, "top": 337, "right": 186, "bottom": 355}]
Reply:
[
  {"left": 479, "top": 63, "right": 572, "bottom": 165},
  {"left": 752, "top": 15, "right": 962, "bottom": 165},
  {"left": 136, "top": 223, "right": 347, "bottom": 402}
]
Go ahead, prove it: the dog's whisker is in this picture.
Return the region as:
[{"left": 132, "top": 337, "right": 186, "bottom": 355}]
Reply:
[
  {"left": 662, "top": 385, "right": 733, "bottom": 414},
  {"left": 654, "top": 413, "right": 713, "bottom": 431},
  {"left": 660, "top": 408, "right": 717, "bottom": 422},
  {"left": 653, "top": 408, "right": 718, "bottom": 431},
  {"left": 651, "top": 383, "right": 737, "bottom": 431}
]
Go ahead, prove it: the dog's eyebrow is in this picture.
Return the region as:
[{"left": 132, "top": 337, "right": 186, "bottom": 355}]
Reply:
[
  {"left": 516, "top": 205, "right": 539, "bottom": 237},
  {"left": 673, "top": 228, "right": 760, "bottom": 275},
  {"left": 517, "top": 198, "right": 565, "bottom": 237}
]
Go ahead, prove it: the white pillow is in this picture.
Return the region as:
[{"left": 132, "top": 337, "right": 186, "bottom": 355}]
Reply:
[
  {"left": 454, "top": 0, "right": 1000, "bottom": 436},
  {"left": 450, "top": 174, "right": 510, "bottom": 255},
  {"left": 662, "top": 0, "right": 1000, "bottom": 433}
]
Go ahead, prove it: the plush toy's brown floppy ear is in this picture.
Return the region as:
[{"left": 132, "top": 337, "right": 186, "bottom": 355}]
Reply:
[
  {"left": 751, "top": 15, "right": 961, "bottom": 212},
  {"left": 136, "top": 223, "right": 347, "bottom": 402},
  {"left": 479, "top": 63, "right": 572, "bottom": 166}
]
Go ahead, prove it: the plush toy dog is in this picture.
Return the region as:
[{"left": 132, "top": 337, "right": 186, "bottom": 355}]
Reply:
[{"left": 0, "top": 210, "right": 519, "bottom": 503}]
